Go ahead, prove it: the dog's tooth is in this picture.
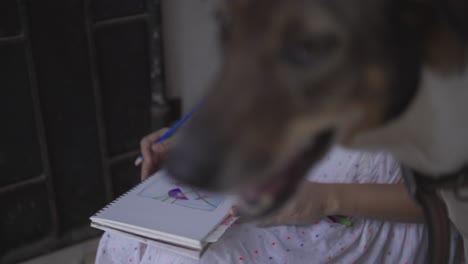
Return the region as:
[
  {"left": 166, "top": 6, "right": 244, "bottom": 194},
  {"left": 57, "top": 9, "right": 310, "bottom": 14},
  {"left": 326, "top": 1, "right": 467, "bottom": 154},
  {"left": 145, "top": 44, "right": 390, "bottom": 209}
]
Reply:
[
  {"left": 237, "top": 200, "right": 258, "bottom": 216},
  {"left": 239, "top": 199, "right": 265, "bottom": 215},
  {"left": 244, "top": 189, "right": 258, "bottom": 201},
  {"left": 237, "top": 193, "right": 274, "bottom": 217},
  {"left": 259, "top": 194, "right": 273, "bottom": 209}
]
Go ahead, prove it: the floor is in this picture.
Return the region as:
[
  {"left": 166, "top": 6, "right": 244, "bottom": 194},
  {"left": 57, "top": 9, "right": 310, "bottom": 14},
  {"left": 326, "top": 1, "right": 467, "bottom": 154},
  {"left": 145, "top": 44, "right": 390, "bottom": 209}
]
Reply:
[{"left": 20, "top": 238, "right": 100, "bottom": 264}]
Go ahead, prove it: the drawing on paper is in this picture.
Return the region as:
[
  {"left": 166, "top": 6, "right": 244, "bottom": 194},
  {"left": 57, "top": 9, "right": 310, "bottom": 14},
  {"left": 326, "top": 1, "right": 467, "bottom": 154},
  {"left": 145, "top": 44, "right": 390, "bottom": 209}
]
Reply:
[{"left": 138, "top": 177, "right": 225, "bottom": 211}]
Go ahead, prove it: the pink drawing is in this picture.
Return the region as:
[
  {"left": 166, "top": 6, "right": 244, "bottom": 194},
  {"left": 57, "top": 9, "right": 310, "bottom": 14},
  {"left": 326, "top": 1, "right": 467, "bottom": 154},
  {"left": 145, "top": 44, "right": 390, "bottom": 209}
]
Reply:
[{"left": 168, "top": 188, "right": 189, "bottom": 200}]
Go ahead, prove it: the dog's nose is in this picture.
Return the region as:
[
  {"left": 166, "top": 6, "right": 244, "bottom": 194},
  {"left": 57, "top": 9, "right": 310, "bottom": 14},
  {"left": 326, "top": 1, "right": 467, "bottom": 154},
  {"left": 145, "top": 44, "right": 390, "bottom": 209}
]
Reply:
[{"left": 164, "top": 138, "right": 221, "bottom": 190}]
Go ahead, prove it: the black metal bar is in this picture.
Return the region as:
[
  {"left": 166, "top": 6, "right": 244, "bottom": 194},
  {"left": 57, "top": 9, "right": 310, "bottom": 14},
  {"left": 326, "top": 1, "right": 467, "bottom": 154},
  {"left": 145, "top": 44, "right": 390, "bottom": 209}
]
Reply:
[
  {"left": 0, "top": 34, "right": 24, "bottom": 45},
  {"left": 17, "top": 0, "right": 60, "bottom": 236},
  {"left": 147, "top": 0, "right": 175, "bottom": 131},
  {"left": 0, "top": 174, "right": 46, "bottom": 194},
  {"left": 147, "top": 0, "right": 170, "bottom": 104},
  {"left": 94, "top": 13, "right": 149, "bottom": 30},
  {"left": 83, "top": 0, "right": 114, "bottom": 202}
]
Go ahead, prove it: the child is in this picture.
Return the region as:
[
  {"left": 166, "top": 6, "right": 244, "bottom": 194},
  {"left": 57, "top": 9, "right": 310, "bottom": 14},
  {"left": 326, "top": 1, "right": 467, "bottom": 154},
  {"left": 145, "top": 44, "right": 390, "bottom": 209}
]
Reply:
[{"left": 95, "top": 129, "right": 462, "bottom": 264}]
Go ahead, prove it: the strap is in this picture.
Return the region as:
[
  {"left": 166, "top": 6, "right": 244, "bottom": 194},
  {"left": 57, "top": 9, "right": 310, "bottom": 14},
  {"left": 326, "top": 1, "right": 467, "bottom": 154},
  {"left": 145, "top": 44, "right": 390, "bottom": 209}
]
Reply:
[{"left": 401, "top": 166, "right": 451, "bottom": 263}]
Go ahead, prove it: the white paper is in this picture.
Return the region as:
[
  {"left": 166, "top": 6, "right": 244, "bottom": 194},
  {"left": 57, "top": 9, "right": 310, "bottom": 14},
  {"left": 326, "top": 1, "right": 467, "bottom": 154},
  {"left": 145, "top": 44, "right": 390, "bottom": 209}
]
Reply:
[{"left": 90, "top": 170, "right": 234, "bottom": 248}]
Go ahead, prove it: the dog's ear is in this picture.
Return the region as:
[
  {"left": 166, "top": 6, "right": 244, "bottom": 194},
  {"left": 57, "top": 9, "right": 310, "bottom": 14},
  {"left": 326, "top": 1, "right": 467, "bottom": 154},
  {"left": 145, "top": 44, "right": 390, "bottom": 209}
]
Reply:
[
  {"left": 399, "top": 0, "right": 437, "bottom": 33},
  {"left": 415, "top": 0, "right": 468, "bottom": 75},
  {"left": 422, "top": 20, "right": 467, "bottom": 75},
  {"left": 227, "top": 0, "right": 251, "bottom": 10},
  {"left": 399, "top": 0, "right": 467, "bottom": 75},
  {"left": 433, "top": 0, "right": 468, "bottom": 37}
]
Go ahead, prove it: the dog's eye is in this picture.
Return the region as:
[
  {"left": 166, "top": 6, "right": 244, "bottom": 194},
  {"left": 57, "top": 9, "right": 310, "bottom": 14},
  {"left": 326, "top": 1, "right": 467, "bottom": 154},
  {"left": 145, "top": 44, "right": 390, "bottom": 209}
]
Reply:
[
  {"left": 215, "top": 12, "right": 232, "bottom": 45},
  {"left": 282, "top": 33, "right": 339, "bottom": 67}
]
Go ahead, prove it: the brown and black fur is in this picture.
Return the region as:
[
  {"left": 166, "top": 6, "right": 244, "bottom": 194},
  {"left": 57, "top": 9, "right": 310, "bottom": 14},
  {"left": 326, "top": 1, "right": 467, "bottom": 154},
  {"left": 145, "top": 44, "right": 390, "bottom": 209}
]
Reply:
[{"left": 165, "top": 0, "right": 467, "bottom": 217}]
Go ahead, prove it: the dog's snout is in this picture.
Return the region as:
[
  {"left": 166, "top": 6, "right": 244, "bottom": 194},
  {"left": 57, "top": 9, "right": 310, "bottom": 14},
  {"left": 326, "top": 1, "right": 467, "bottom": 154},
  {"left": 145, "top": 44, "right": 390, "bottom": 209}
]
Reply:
[{"left": 165, "top": 135, "right": 222, "bottom": 190}]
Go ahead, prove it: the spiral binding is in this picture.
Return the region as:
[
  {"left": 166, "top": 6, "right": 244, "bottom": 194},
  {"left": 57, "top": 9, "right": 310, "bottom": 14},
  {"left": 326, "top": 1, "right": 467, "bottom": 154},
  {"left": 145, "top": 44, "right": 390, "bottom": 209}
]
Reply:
[{"left": 93, "top": 176, "right": 153, "bottom": 217}]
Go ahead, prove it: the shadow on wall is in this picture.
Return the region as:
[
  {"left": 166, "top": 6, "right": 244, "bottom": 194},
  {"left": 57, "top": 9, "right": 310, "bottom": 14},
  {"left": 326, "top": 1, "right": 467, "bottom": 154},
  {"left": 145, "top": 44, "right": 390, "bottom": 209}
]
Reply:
[{"left": 162, "top": 0, "right": 221, "bottom": 112}]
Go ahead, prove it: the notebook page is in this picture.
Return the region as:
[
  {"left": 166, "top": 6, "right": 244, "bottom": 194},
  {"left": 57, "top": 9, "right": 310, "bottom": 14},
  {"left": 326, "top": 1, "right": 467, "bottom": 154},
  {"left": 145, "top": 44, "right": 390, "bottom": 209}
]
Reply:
[{"left": 91, "top": 170, "right": 234, "bottom": 246}]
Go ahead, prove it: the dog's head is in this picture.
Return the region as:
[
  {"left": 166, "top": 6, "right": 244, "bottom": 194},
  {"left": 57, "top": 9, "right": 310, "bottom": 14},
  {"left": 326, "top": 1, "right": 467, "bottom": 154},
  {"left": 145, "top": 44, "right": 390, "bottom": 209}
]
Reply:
[{"left": 165, "top": 0, "right": 463, "bottom": 217}]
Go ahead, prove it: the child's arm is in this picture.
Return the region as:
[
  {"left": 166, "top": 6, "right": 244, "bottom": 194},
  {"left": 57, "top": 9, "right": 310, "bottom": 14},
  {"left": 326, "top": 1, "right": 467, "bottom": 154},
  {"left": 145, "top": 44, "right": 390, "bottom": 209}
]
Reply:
[
  {"left": 257, "top": 182, "right": 424, "bottom": 227},
  {"left": 326, "top": 183, "right": 424, "bottom": 222}
]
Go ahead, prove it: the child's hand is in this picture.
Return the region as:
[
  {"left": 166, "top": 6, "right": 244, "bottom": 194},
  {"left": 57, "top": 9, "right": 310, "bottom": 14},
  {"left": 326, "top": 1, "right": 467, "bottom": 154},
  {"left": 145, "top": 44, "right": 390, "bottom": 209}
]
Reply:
[
  {"left": 256, "top": 182, "right": 336, "bottom": 227},
  {"left": 140, "top": 128, "right": 172, "bottom": 180}
]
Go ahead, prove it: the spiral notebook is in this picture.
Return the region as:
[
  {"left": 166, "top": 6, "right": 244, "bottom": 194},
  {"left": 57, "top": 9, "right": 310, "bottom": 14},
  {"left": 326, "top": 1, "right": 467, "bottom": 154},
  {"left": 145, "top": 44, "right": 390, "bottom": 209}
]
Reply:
[{"left": 90, "top": 170, "right": 236, "bottom": 259}]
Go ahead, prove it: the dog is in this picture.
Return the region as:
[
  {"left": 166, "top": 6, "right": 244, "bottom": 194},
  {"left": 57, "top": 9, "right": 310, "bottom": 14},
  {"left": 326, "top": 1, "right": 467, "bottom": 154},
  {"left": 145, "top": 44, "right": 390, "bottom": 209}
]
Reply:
[{"left": 165, "top": 0, "right": 468, "bottom": 259}]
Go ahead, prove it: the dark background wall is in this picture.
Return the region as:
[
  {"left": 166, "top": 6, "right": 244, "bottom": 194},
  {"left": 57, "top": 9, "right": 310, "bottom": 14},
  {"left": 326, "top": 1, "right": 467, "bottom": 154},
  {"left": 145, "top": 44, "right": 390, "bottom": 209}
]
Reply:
[{"left": 0, "top": 0, "right": 179, "bottom": 263}]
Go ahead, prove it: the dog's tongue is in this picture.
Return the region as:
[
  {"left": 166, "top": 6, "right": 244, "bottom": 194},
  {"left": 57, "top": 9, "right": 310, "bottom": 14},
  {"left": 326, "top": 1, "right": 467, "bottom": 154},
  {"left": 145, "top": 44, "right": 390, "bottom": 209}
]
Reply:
[
  {"left": 259, "top": 175, "right": 288, "bottom": 193},
  {"left": 239, "top": 174, "right": 288, "bottom": 216},
  {"left": 244, "top": 174, "right": 287, "bottom": 199},
  {"left": 237, "top": 131, "right": 334, "bottom": 219}
]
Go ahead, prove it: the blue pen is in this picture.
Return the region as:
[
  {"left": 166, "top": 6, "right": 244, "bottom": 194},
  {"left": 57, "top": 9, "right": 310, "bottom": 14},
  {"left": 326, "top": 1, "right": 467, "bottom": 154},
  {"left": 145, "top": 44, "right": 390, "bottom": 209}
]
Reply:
[{"left": 134, "top": 102, "right": 201, "bottom": 166}]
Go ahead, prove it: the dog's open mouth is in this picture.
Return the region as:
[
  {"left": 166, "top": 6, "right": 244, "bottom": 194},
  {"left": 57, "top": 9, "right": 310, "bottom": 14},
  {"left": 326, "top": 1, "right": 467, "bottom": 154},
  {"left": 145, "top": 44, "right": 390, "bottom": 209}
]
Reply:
[{"left": 235, "top": 130, "right": 335, "bottom": 220}]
